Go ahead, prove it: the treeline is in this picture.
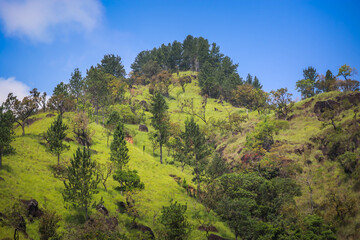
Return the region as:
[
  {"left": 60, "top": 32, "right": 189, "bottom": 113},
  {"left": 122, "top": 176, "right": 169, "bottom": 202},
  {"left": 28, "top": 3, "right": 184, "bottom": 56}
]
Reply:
[
  {"left": 130, "top": 35, "right": 262, "bottom": 102},
  {"left": 296, "top": 65, "right": 359, "bottom": 99}
]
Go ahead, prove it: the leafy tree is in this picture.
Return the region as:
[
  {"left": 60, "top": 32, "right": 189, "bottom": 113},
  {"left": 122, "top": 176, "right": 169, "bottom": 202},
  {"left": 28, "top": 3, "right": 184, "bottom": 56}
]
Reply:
[
  {"left": 296, "top": 66, "right": 318, "bottom": 99},
  {"left": 85, "top": 66, "right": 110, "bottom": 124},
  {"left": 232, "top": 84, "right": 268, "bottom": 113},
  {"left": 105, "top": 110, "right": 121, "bottom": 146},
  {"left": 131, "top": 50, "right": 152, "bottom": 74},
  {"left": 63, "top": 147, "right": 100, "bottom": 220},
  {"left": 142, "top": 60, "right": 162, "bottom": 79},
  {"left": 4, "top": 93, "right": 38, "bottom": 136},
  {"left": 150, "top": 92, "right": 170, "bottom": 164},
  {"left": 53, "top": 82, "right": 69, "bottom": 97},
  {"left": 160, "top": 200, "right": 191, "bottom": 240},
  {"left": 338, "top": 64, "right": 356, "bottom": 80},
  {"left": 110, "top": 121, "right": 129, "bottom": 170},
  {"left": 206, "top": 153, "right": 230, "bottom": 180},
  {"left": 0, "top": 106, "right": 14, "bottom": 168},
  {"left": 46, "top": 114, "right": 69, "bottom": 166},
  {"left": 100, "top": 54, "right": 126, "bottom": 78},
  {"left": 245, "top": 119, "right": 276, "bottom": 151},
  {"left": 315, "top": 70, "right": 337, "bottom": 93},
  {"left": 113, "top": 169, "right": 144, "bottom": 192},
  {"left": 69, "top": 68, "right": 84, "bottom": 110},
  {"left": 72, "top": 112, "right": 93, "bottom": 148},
  {"left": 270, "top": 88, "right": 294, "bottom": 119}
]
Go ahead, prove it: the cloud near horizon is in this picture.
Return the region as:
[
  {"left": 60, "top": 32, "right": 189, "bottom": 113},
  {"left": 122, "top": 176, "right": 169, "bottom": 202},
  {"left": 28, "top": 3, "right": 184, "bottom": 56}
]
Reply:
[
  {"left": 0, "top": 77, "right": 30, "bottom": 104},
  {"left": 0, "top": 0, "right": 103, "bottom": 42}
]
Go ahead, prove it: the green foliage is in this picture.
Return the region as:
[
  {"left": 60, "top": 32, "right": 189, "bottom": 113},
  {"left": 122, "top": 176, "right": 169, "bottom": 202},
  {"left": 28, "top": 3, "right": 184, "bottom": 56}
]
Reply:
[
  {"left": 160, "top": 200, "right": 191, "bottom": 240},
  {"left": 4, "top": 92, "right": 38, "bottom": 136},
  {"left": 150, "top": 92, "right": 170, "bottom": 164},
  {"left": 46, "top": 114, "right": 69, "bottom": 165},
  {"left": 100, "top": 54, "right": 126, "bottom": 78},
  {"left": 270, "top": 88, "right": 294, "bottom": 119},
  {"left": 245, "top": 119, "right": 276, "bottom": 151},
  {"left": 206, "top": 153, "right": 229, "bottom": 180},
  {"left": 69, "top": 68, "right": 84, "bottom": 107},
  {"left": 113, "top": 169, "right": 145, "bottom": 192},
  {"left": 38, "top": 210, "right": 61, "bottom": 240},
  {"left": 302, "top": 215, "right": 336, "bottom": 240},
  {"left": 181, "top": 118, "right": 210, "bottom": 195},
  {"left": 232, "top": 84, "right": 268, "bottom": 112},
  {"left": 209, "top": 173, "right": 301, "bottom": 239},
  {"left": 110, "top": 122, "right": 129, "bottom": 170},
  {"left": 63, "top": 147, "right": 100, "bottom": 220},
  {"left": 0, "top": 106, "right": 14, "bottom": 168}
]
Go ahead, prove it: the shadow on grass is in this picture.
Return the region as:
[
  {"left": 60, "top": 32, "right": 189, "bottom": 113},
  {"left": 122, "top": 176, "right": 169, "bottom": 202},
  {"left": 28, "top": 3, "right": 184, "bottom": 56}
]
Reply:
[
  {"left": 64, "top": 210, "right": 86, "bottom": 225},
  {"left": 0, "top": 163, "right": 13, "bottom": 173}
]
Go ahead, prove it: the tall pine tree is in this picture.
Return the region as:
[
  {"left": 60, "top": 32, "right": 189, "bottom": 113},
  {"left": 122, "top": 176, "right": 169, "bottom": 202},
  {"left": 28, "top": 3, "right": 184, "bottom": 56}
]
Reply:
[
  {"left": 150, "top": 92, "right": 169, "bottom": 164},
  {"left": 63, "top": 147, "right": 100, "bottom": 220},
  {"left": 46, "top": 114, "right": 69, "bottom": 166},
  {"left": 110, "top": 121, "right": 129, "bottom": 170}
]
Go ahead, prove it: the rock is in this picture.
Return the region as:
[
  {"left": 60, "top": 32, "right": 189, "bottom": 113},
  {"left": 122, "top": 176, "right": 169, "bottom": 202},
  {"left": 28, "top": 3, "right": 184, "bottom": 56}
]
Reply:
[
  {"left": 96, "top": 204, "right": 109, "bottom": 216},
  {"left": 20, "top": 199, "right": 43, "bottom": 218},
  {"left": 0, "top": 177, "right": 4, "bottom": 181},
  {"left": 336, "top": 92, "right": 360, "bottom": 107},
  {"left": 208, "top": 234, "right": 229, "bottom": 240},
  {"left": 294, "top": 145, "right": 304, "bottom": 155},
  {"left": 134, "top": 223, "right": 155, "bottom": 239},
  {"left": 314, "top": 100, "right": 340, "bottom": 115},
  {"left": 46, "top": 113, "right": 56, "bottom": 117},
  {"left": 138, "top": 124, "right": 149, "bottom": 132}
]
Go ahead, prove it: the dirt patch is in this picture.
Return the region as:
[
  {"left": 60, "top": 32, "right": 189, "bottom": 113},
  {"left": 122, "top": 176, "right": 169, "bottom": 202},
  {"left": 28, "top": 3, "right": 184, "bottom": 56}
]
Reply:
[
  {"left": 46, "top": 113, "right": 56, "bottom": 117},
  {"left": 208, "top": 234, "right": 229, "bottom": 240},
  {"left": 133, "top": 223, "right": 155, "bottom": 239},
  {"left": 125, "top": 136, "right": 133, "bottom": 144},
  {"left": 198, "top": 225, "right": 218, "bottom": 232},
  {"left": 314, "top": 100, "right": 340, "bottom": 116}
]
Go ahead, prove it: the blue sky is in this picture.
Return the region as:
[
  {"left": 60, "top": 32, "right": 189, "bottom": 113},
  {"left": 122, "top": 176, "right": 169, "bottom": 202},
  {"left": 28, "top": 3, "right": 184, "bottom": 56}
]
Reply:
[{"left": 0, "top": 0, "right": 359, "bottom": 102}]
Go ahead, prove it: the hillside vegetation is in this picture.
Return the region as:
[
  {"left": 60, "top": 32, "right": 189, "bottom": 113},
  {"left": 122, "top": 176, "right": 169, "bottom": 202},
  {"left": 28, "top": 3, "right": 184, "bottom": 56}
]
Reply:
[{"left": 1, "top": 36, "right": 360, "bottom": 240}]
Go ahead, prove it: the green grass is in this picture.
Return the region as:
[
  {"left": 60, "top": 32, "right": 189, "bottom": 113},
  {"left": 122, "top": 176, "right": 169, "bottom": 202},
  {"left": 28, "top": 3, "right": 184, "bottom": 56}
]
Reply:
[{"left": 0, "top": 78, "right": 236, "bottom": 239}]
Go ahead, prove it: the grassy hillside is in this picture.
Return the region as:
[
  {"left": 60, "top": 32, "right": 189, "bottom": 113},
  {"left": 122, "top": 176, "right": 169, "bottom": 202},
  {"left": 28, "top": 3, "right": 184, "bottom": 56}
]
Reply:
[
  {"left": 0, "top": 72, "right": 235, "bottom": 239},
  {"left": 1, "top": 71, "right": 359, "bottom": 239}
]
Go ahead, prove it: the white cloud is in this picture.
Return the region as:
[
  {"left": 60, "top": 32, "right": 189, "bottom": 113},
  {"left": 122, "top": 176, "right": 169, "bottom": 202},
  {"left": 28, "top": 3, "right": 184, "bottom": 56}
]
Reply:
[
  {"left": 0, "top": 0, "right": 102, "bottom": 42},
  {"left": 0, "top": 77, "right": 30, "bottom": 104}
]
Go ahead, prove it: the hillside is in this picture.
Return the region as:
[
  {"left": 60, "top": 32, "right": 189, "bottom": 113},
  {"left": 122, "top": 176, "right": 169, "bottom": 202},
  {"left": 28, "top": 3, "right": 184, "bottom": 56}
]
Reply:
[
  {"left": 0, "top": 73, "right": 236, "bottom": 239},
  {"left": 1, "top": 71, "right": 360, "bottom": 239}
]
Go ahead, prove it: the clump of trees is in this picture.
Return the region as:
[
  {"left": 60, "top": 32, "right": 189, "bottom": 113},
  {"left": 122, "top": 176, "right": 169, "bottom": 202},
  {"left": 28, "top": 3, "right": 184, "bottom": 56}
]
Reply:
[{"left": 296, "top": 65, "right": 359, "bottom": 99}]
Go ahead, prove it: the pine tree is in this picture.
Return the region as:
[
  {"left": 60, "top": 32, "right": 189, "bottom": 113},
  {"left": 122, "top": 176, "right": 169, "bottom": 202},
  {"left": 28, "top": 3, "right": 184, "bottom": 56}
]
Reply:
[
  {"left": 63, "top": 147, "right": 100, "bottom": 220},
  {"left": 46, "top": 114, "right": 69, "bottom": 166},
  {"left": 252, "top": 76, "right": 263, "bottom": 89},
  {"left": 110, "top": 121, "right": 129, "bottom": 170},
  {"left": 182, "top": 118, "right": 209, "bottom": 197},
  {"left": 0, "top": 106, "right": 14, "bottom": 168},
  {"left": 150, "top": 92, "right": 169, "bottom": 164}
]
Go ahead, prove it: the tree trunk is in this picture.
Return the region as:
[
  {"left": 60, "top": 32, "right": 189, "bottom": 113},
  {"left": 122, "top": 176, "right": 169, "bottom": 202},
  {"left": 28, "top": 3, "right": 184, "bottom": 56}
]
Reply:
[
  {"left": 196, "top": 172, "right": 200, "bottom": 199},
  {"left": 57, "top": 153, "right": 60, "bottom": 166},
  {"left": 85, "top": 204, "right": 89, "bottom": 221},
  {"left": 160, "top": 143, "right": 163, "bottom": 164},
  {"left": 21, "top": 124, "right": 25, "bottom": 136}
]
